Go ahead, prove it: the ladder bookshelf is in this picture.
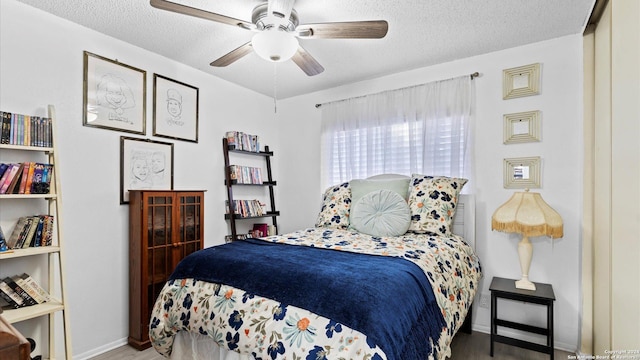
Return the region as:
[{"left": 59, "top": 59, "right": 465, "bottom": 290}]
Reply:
[
  {"left": 222, "top": 137, "right": 279, "bottom": 241},
  {"left": 0, "top": 105, "right": 72, "bottom": 359}
]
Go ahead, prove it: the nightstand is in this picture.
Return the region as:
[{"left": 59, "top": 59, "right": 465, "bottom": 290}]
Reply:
[{"left": 490, "top": 277, "right": 555, "bottom": 359}]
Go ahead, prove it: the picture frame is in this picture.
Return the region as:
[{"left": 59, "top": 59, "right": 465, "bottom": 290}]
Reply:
[
  {"left": 504, "top": 110, "right": 541, "bottom": 144},
  {"left": 153, "top": 74, "right": 199, "bottom": 143},
  {"left": 120, "top": 136, "right": 174, "bottom": 204},
  {"left": 503, "top": 63, "right": 541, "bottom": 100},
  {"left": 504, "top": 156, "right": 541, "bottom": 189},
  {"left": 83, "top": 51, "right": 146, "bottom": 134}
]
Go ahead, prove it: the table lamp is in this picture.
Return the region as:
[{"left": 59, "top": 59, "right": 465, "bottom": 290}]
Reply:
[{"left": 491, "top": 189, "right": 563, "bottom": 291}]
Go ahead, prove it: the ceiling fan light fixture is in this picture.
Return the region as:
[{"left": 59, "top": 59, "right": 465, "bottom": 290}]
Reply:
[{"left": 252, "top": 29, "right": 298, "bottom": 62}]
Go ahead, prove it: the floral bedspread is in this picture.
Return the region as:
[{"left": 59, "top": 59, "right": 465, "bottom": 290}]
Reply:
[{"left": 149, "top": 228, "right": 482, "bottom": 360}]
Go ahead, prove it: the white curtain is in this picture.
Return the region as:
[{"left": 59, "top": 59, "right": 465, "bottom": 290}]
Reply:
[{"left": 320, "top": 75, "right": 474, "bottom": 189}]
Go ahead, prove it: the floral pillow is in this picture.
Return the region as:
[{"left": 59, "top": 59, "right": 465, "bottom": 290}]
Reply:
[
  {"left": 407, "top": 174, "right": 468, "bottom": 235},
  {"left": 315, "top": 182, "right": 351, "bottom": 229}
]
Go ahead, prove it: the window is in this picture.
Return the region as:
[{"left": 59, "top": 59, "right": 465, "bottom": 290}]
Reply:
[{"left": 321, "top": 75, "right": 474, "bottom": 188}]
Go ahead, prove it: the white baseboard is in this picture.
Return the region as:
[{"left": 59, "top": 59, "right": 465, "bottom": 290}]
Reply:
[
  {"left": 73, "top": 337, "right": 128, "bottom": 360},
  {"left": 471, "top": 324, "right": 577, "bottom": 354}
]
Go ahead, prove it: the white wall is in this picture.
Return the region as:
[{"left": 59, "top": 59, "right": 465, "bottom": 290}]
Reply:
[
  {"left": 0, "top": 1, "right": 277, "bottom": 358},
  {"left": 278, "top": 35, "right": 584, "bottom": 352}
]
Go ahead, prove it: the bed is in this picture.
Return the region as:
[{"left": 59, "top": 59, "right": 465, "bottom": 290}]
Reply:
[{"left": 149, "top": 174, "right": 482, "bottom": 360}]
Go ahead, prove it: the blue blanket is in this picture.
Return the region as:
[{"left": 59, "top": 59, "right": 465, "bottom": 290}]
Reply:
[{"left": 170, "top": 238, "right": 446, "bottom": 360}]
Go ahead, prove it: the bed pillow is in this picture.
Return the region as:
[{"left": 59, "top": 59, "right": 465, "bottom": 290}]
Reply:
[
  {"left": 350, "top": 178, "right": 410, "bottom": 206},
  {"left": 315, "top": 182, "right": 351, "bottom": 229},
  {"left": 407, "top": 174, "right": 467, "bottom": 235},
  {"left": 351, "top": 189, "right": 411, "bottom": 237}
]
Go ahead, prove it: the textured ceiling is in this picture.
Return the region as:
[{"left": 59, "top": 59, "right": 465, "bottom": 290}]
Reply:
[{"left": 16, "top": 0, "right": 595, "bottom": 99}]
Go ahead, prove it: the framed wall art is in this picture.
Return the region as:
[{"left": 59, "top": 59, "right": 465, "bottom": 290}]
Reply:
[
  {"left": 153, "top": 74, "right": 199, "bottom": 143},
  {"left": 504, "top": 110, "right": 541, "bottom": 144},
  {"left": 503, "top": 63, "right": 541, "bottom": 100},
  {"left": 83, "top": 51, "right": 146, "bottom": 134},
  {"left": 120, "top": 136, "right": 174, "bottom": 204},
  {"left": 503, "top": 156, "right": 541, "bottom": 189}
]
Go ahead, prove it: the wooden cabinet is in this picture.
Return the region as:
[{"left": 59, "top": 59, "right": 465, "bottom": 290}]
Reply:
[
  {"left": 222, "top": 138, "right": 278, "bottom": 241},
  {"left": 0, "top": 105, "right": 71, "bottom": 359},
  {"left": 128, "top": 190, "right": 204, "bottom": 350}
]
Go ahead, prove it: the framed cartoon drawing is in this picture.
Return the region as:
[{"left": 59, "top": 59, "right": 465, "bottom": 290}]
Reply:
[
  {"left": 153, "top": 74, "right": 199, "bottom": 142},
  {"left": 120, "top": 136, "right": 174, "bottom": 204},
  {"left": 83, "top": 51, "right": 146, "bottom": 134}
]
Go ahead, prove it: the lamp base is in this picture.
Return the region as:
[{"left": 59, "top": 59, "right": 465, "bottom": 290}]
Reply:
[{"left": 515, "top": 277, "right": 537, "bottom": 291}]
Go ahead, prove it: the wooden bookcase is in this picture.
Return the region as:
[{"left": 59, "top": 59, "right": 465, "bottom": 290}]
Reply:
[
  {"left": 0, "top": 105, "right": 72, "bottom": 359},
  {"left": 222, "top": 137, "right": 279, "bottom": 241},
  {"left": 128, "top": 190, "right": 204, "bottom": 350}
]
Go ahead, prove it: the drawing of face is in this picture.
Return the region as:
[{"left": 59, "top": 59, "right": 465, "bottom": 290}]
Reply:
[
  {"left": 151, "top": 153, "right": 165, "bottom": 174},
  {"left": 167, "top": 99, "right": 182, "bottom": 117},
  {"left": 132, "top": 158, "right": 149, "bottom": 180},
  {"left": 166, "top": 89, "right": 182, "bottom": 118},
  {"left": 105, "top": 82, "right": 127, "bottom": 109}
]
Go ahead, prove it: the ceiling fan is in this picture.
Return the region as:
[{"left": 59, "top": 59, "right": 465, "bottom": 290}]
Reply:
[{"left": 149, "top": 0, "right": 388, "bottom": 76}]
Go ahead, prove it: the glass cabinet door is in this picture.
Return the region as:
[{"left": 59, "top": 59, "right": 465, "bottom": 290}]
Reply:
[
  {"left": 145, "top": 193, "right": 174, "bottom": 331},
  {"left": 176, "top": 193, "right": 203, "bottom": 266}
]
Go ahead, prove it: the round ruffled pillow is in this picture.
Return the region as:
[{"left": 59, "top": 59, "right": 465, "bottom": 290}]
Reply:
[{"left": 350, "top": 189, "right": 411, "bottom": 237}]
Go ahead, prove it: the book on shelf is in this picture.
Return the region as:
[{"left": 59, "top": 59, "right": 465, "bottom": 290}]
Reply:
[
  {"left": 225, "top": 131, "right": 237, "bottom": 148},
  {"left": 16, "top": 216, "right": 37, "bottom": 249},
  {"left": 5, "top": 163, "right": 25, "bottom": 194},
  {"left": 0, "top": 225, "right": 7, "bottom": 252},
  {"left": 29, "top": 162, "right": 53, "bottom": 194},
  {"left": 0, "top": 163, "right": 20, "bottom": 194},
  {"left": 6, "top": 216, "right": 28, "bottom": 249},
  {"left": 0, "top": 163, "right": 8, "bottom": 180},
  {"left": 17, "top": 161, "right": 30, "bottom": 194},
  {"left": 0, "top": 111, "right": 52, "bottom": 147},
  {"left": 12, "top": 275, "right": 44, "bottom": 304},
  {"left": 24, "top": 162, "right": 36, "bottom": 194},
  {"left": 0, "top": 279, "right": 25, "bottom": 309},
  {"left": 18, "top": 273, "right": 50, "bottom": 303}
]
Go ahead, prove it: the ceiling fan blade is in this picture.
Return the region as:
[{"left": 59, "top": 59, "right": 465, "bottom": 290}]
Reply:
[
  {"left": 268, "top": 0, "right": 295, "bottom": 22},
  {"left": 150, "top": 0, "right": 255, "bottom": 30},
  {"left": 296, "top": 20, "right": 388, "bottom": 39},
  {"left": 210, "top": 42, "right": 253, "bottom": 67},
  {"left": 291, "top": 46, "right": 324, "bottom": 76}
]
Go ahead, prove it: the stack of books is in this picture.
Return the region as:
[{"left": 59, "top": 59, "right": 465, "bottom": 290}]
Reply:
[
  {"left": 0, "top": 273, "right": 50, "bottom": 309},
  {"left": 228, "top": 165, "right": 263, "bottom": 184},
  {"left": 226, "top": 200, "right": 265, "bottom": 218},
  {"left": 3, "top": 215, "right": 54, "bottom": 249},
  {"left": 226, "top": 131, "right": 260, "bottom": 152}
]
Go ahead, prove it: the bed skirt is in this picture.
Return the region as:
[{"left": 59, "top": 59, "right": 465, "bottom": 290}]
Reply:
[{"left": 170, "top": 332, "right": 254, "bottom": 360}]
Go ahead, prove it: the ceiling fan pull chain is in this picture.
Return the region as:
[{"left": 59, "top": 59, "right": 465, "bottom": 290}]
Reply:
[{"left": 273, "top": 62, "right": 278, "bottom": 113}]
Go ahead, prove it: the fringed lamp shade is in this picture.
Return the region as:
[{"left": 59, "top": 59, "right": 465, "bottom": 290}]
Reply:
[
  {"left": 491, "top": 190, "right": 563, "bottom": 290},
  {"left": 491, "top": 191, "right": 563, "bottom": 238}
]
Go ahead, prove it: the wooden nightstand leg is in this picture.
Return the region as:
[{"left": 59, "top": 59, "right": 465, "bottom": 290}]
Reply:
[
  {"left": 548, "top": 300, "right": 554, "bottom": 360},
  {"left": 490, "top": 292, "right": 496, "bottom": 357}
]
